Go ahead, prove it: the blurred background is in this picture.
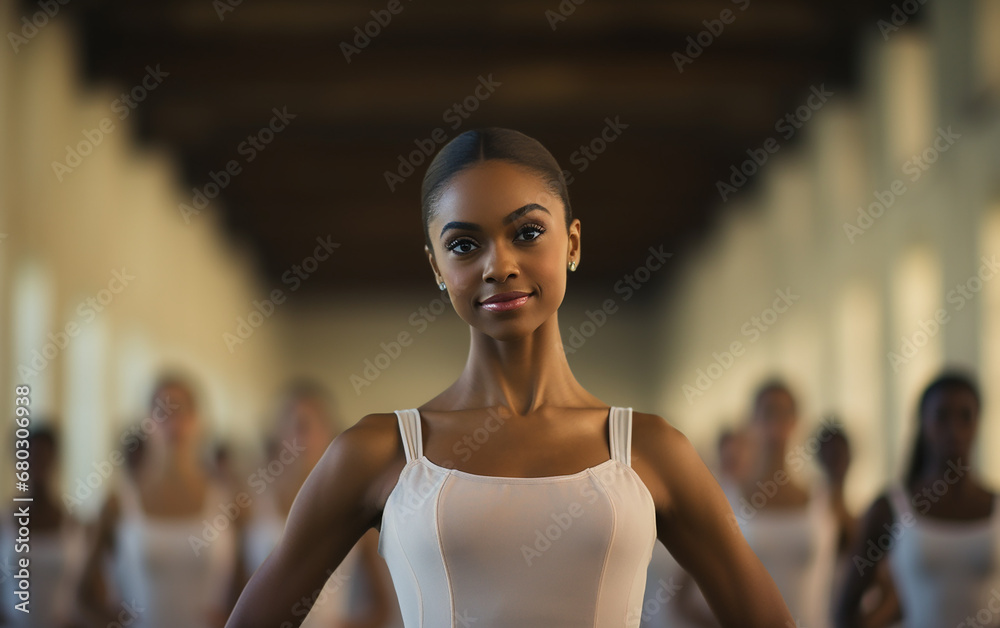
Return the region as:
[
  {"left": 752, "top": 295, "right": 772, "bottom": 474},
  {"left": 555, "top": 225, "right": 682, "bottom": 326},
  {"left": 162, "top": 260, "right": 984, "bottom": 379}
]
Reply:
[{"left": 0, "top": 0, "right": 998, "bottom": 624}]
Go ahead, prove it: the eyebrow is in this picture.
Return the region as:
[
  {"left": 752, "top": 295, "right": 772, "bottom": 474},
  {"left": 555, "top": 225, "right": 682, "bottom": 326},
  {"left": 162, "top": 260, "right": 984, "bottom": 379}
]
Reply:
[{"left": 439, "top": 203, "right": 551, "bottom": 238}]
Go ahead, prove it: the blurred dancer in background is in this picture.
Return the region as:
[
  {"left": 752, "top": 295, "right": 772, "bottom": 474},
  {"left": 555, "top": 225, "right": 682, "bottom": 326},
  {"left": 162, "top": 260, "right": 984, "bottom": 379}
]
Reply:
[
  {"left": 671, "top": 425, "right": 752, "bottom": 627},
  {"left": 79, "top": 373, "right": 240, "bottom": 628},
  {"left": 715, "top": 426, "right": 752, "bottom": 503},
  {"left": 816, "top": 419, "right": 854, "bottom": 558},
  {"left": 726, "top": 380, "right": 838, "bottom": 628},
  {"left": 0, "top": 425, "right": 88, "bottom": 628},
  {"left": 241, "top": 379, "right": 401, "bottom": 628},
  {"left": 835, "top": 371, "right": 1000, "bottom": 628},
  {"left": 817, "top": 418, "right": 900, "bottom": 627}
]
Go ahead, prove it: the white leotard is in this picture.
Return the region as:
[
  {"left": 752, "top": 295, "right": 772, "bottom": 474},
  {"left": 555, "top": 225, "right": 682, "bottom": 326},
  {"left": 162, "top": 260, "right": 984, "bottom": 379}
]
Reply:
[
  {"left": 885, "top": 484, "right": 1000, "bottom": 628},
  {"left": 728, "top": 482, "right": 838, "bottom": 628},
  {"left": 0, "top": 510, "right": 87, "bottom": 627},
  {"left": 378, "top": 406, "right": 657, "bottom": 628},
  {"left": 242, "top": 487, "right": 285, "bottom": 574},
  {"left": 111, "top": 478, "right": 237, "bottom": 628}
]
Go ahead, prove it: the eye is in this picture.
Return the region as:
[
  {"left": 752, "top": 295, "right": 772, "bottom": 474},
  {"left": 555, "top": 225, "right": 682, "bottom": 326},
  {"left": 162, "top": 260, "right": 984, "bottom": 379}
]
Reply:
[
  {"left": 516, "top": 223, "right": 546, "bottom": 242},
  {"left": 445, "top": 237, "right": 478, "bottom": 255}
]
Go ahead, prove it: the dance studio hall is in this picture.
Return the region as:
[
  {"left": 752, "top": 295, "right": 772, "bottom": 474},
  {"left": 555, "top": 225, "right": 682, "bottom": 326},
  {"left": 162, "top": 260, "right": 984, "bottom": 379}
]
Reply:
[{"left": 1, "top": 1, "right": 999, "bottom": 627}]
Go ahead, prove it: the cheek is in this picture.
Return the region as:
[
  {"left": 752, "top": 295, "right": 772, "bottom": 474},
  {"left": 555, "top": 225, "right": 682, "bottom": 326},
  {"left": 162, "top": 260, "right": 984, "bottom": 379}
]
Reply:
[
  {"left": 451, "top": 264, "right": 481, "bottom": 293},
  {"left": 926, "top": 421, "right": 949, "bottom": 444},
  {"left": 535, "top": 245, "right": 568, "bottom": 293},
  {"left": 959, "top": 420, "right": 978, "bottom": 441},
  {"left": 539, "top": 266, "right": 566, "bottom": 299},
  {"left": 180, "top": 416, "right": 200, "bottom": 437}
]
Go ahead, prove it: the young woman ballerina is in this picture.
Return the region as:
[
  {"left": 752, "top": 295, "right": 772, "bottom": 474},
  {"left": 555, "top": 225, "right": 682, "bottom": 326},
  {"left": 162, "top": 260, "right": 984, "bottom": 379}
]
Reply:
[
  {"left": 834, "top": 372, "right": 1000, "bottom": 628},
  {"left": 225, "top": 127, "right": 793, "bottom": 628}
]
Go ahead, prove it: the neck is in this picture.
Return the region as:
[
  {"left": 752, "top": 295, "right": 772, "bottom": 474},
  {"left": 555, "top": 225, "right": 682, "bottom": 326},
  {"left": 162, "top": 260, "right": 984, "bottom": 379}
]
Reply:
[
  {"left": 453, "top": 314, "right": 593, "bottom": 414},
  {"left": 916, "top": 456, "right": 974, "bottom": 492},
  {"left": 154, "top": 445, "right": 202, "bottom": 482},
  {"left": 826, "top": 478, "right": 846, "bottom": 503},
  {"left": 751, "top": 443, "right": 787, "bottom": 482}
]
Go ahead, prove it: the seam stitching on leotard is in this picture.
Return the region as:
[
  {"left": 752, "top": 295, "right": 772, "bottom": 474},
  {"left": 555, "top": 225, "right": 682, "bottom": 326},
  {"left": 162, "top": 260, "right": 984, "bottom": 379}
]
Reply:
[
  {"left": 433, "top": 472, "right": 457, "bottom": 628},
  {"left": 591, "top": 409, "right": 621, "bottom": 628},
  {"left": 388, "top": 487, "right": 424, "bottom": 628},
  {"left": 413, "top": 405, "right": 454, "bottom": 628}
]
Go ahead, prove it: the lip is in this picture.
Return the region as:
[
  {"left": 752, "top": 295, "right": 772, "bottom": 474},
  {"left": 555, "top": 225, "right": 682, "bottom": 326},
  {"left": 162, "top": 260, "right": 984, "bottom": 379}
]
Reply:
[{"left": 479, "top": 291, "right": 533, "bottom": 311}]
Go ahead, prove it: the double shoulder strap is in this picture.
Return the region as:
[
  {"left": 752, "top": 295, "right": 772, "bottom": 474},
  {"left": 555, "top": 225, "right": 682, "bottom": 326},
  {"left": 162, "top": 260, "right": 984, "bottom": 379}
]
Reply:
[
  {"left": 393, "top": 408, "right": 424, "bottom": 464},
  {"left": 393, "top": 406, "right": 634, "bottom": 466}
]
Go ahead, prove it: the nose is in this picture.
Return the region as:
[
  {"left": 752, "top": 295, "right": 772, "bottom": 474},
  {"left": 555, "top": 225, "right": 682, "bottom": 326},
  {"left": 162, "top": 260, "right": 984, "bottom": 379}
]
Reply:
[{"left": 483, "top": 241, "right": 518, "bottom": 284}]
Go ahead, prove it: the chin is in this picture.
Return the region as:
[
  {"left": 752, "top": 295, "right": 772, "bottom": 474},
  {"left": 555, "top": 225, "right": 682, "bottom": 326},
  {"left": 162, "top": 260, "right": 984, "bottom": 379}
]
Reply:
[
  {"left": 474, "top": 316, "right": 543, "bottom": 342},
  {"left": 483, "top": 325, "right": 536, "bottom": 343}
]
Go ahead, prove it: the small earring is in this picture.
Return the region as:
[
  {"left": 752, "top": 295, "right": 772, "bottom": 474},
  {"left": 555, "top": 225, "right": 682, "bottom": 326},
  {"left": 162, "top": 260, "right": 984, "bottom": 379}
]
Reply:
[
  {"left": 438, "top": 280, "right": 447, "bottom": 291},
  {"left": 568, "top": 260, "right": 577, "bottom": 272}
]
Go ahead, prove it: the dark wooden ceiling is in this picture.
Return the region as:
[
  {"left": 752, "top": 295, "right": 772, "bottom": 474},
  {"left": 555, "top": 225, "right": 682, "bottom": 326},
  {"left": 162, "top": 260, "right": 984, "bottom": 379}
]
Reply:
[{"left": 54, "top": 0, "right": 906, "bottom": 298}]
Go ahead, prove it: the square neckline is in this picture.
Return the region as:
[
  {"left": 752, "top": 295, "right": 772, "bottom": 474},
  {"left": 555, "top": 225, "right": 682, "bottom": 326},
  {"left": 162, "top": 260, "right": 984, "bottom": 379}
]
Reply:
[
  {"left": 891, "top": 485, "right": 1000, "bottom": 530},
  {"left": 413, "top": 406, "right": 621, "bottom": 482}
]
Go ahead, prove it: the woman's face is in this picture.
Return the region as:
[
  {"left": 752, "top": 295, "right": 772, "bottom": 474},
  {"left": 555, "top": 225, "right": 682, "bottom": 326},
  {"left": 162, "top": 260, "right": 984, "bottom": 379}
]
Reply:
[
  {"left": 921, "top": 385, "right": 979, "bottom": 463},
  {"left": 752, "top": 388, "right": 798, "bottom": 449},
  {"left": 277, "top": 397, "right": 334, "bottom": 453},
  {"left": 154, "top": 384, "right": 200, "bottom": 450},
  {"left": 425, "top": 160, "right": 580, "bottom": 341}
]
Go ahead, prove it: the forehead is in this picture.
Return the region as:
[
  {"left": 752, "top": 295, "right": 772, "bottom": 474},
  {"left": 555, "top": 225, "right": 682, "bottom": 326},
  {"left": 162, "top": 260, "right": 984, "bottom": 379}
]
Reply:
[
  {"left": 285, "top": 397, "right": 324, "bottom": 417},
  {"left": 433, "top": 160, "right": 562, "bottom": 222},
  {"left": 155, "top": 384, "right": 194, "bottom": 407},
  {"left": 758, "top": 388, "right": 794, "bottom": 407},
  {"left": 926, "top": 385, "right": 978, "bottom": 408}
]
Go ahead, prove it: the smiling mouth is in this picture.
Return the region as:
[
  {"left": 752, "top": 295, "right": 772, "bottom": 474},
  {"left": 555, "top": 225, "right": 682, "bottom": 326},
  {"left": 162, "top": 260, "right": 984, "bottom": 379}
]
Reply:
[{"left": 478, "top": 292, "right": 533, "bottom": 312}]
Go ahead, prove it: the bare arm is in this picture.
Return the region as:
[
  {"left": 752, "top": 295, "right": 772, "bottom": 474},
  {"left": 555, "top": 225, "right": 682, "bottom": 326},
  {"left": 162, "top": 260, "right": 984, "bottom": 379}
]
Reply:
[
  {"left": 674, "top": 571, "right": 721, "bottom": 628},
  {"left": 76, "top": 493, "right": 120, "bottom": 627},
  {"left": 863, "top": 559, "right": 902, "bottom": 628},
  {"left": 832, "top": 495, "right": 895, "bottom": 628},
  {"left": 225, "top": 413, "right": 402, "bottom": 628},
  {"left": 634, "top": 413, "right": 794, "bottom": 627},
  {"left": 336, "top": 530, "right": 395, "bottom": 628}
]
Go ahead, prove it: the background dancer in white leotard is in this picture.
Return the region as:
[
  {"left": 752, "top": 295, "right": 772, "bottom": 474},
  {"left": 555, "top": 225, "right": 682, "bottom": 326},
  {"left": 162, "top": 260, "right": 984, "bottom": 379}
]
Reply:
[
  {"left": 225, "top": 127, "right": 794, "bottom": 628},
  {"left": 669, "top": 426, "right": 752, "bottom": 628},
  {"left": 835, "top": 371, "right": 1000, "bottom": 628},
  {"left": 79, "top": 373, "right": 241, "bottom": 628},
  {"left": 0, "top": 426, "right": 87, "bottom": 628},
  {"left": 241, "top": 379, "right": 402, "bottom": 628},
  {"left": 725, "top": 380, "right": 839, "bottom": 628}
]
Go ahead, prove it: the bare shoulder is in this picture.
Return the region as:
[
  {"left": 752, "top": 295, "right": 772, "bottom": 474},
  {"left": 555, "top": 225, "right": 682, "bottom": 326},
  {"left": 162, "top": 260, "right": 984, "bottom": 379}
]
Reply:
[
  {"left": 630, "top": 410, "right": 693, "bottom": 459},
  {"left": 340, "top": 411, "right": 404, "bottom": 443},
  {"left": 628, "top": 411, "right": 702, "bottom": 511},
  {"left": 326, "top": 412, "right": 405, "bottom": 473},
  {"left": 313, "top": 412, "right": 407, "bottom": 516}
]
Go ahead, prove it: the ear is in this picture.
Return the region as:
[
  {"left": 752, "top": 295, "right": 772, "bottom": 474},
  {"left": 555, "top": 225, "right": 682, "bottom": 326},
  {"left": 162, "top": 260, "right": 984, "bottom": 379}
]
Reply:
[
  {"left": 567, "top": 218, "right": 581, "bottom": 266},
  {"left": 425, "top": 244, "right": 442, "bottom": 281}
]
